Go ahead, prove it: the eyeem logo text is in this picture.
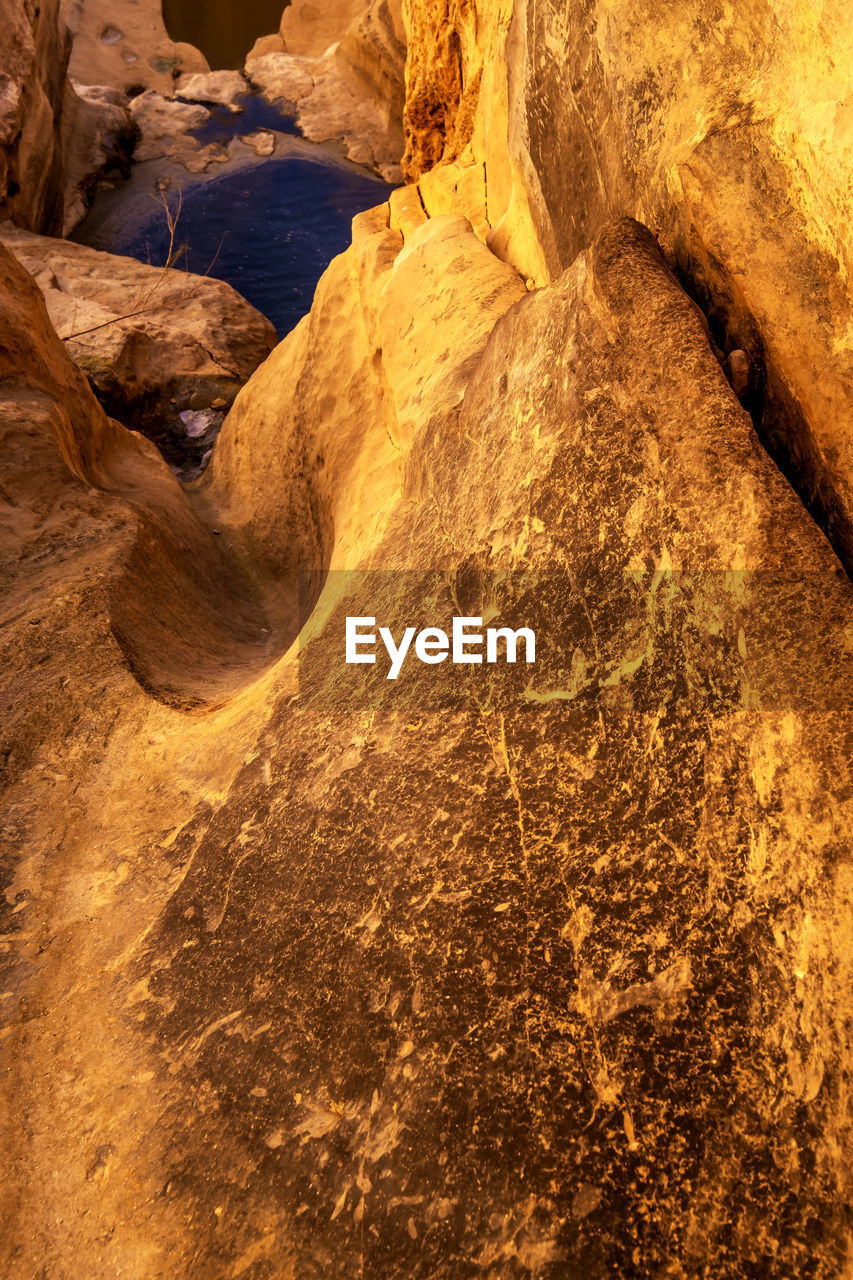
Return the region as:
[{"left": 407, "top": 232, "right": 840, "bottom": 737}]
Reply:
[{"left": 346, "top": 616, "right": 536, "bottom": 680}]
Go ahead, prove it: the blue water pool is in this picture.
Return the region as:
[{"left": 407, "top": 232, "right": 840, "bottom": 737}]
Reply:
[{"left": 104, "top": 157, "right": 394, "bottom": 338}]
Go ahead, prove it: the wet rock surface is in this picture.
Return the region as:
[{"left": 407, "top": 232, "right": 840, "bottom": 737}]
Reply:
[{"left": 128, "top": 88, "right": 233, "bottom": 173}]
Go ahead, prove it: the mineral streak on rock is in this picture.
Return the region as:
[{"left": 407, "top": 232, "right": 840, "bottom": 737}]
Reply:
[{"left": 2, "top": 1, "right": 853, "bottom": 1278}]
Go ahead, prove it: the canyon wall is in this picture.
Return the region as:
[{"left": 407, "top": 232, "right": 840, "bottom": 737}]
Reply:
[
  {"left": 2, "top": 1, "right": 853, "bottom": 1277},
  {"left": 61, "top": 0, "right": 209, "bottom": 94},
  {"left": 0, "top": 0, "right": 69, "bottom": 231},
  {"left": 400, "top": 0, "right": 853, "bottom": 577},
  {"left": 0, "top": 0, "right": 141, "bottom": 234},
  {"left": 5, "top": 199, "right": 852, "bottom": 1278}
]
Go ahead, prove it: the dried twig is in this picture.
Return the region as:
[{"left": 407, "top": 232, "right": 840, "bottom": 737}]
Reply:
[{"left": 60, "top": 189, "right": 228, "bottom": 343}]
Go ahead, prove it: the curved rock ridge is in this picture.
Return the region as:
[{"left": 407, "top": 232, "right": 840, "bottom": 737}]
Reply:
[
  {"left": 3, "top": 207, "right": 853, "bottom": 1275},
  {"left": 0, "top": 238, "right": 283, "bottom": 721},
  {"left": 198, "top": 208, "right": 526, "bottom": 586},
  {"left": 399, "top": 0, "right": 853, "bottom": 576}
]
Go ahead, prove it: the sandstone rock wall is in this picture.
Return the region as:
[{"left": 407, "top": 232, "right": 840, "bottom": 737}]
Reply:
[
  {"left": 0, "top": 0, "right": 69, "bottom": 232},
  {"left": 0, "top": 1, "right": 146, "bottom": 235},
  {"left": 61, "top": 0, "right": 209, "bottom": 94},
  {"left": 5, "top": 205, "right": 852, "bottom": 1276},
  {"left": 280, "top": 0, "right": 370, "bottom": 57},
  {"left": 399, "top": 0, "right": 853, "bottom": 575},
  {"left": 3, "top": 2, "right": 853, "bottom": 1276}
]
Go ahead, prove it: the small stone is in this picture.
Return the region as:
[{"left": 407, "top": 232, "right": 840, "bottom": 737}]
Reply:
[{"left": 727, "top": 348, "right": 750, "bottom": 398}]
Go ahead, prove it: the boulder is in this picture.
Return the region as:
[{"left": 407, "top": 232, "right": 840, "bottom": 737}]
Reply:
[
  {"left": 279, "top": 0, "right": 371, "bottom": 57},
  {"left": 175, "top": 69, "right": 249, "bottom": 112},
  {"left": 0, "top": 224, "right": 277, "bottom": 477},
  {"left": 128, "top": 88, "right": 230, "bottom": 172}
]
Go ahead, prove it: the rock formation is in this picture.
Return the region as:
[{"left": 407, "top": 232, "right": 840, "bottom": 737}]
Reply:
[
  {"left": 126, "top": 88, "right": 232, "bottom": 173},
  {"left": 175, "top": 69, "right": 250, "bottom": 112},
  {"left": 60, "top": 81, "right": 137, "bottom": 233},
  {"left": 52, "top": 0, "right": 407, "bottom": 184},
  {"left": 280, "top": 0, "right": 372, "bottom": 58},
  {"left": 0, "top": 0, "right": 69, "bottom": 232},
  {"left": 248, "top": 0, "right": 406, "bottom": 180},
  {"left": 398, "top": 0, "right": 853, "bottom": 578},
  {"left": 61, "top": 0, "right": 209, "bottom": 95},
  {"left": 1, "top": 1, "right": 852, "bottom": 1277},
  {"left": 0, "top": 224, "right": 277, "bottom": 474},
  {"left": 1, "top": 1, "right": 146, "bottom": 236}
]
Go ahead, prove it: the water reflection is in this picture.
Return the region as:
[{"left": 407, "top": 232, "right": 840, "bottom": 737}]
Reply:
[
  {"left": 184, "top": 93, "right": 300, "bottom": 146},
  {"left": 101, "top": 157, "right": 393, "bottom": 337}
]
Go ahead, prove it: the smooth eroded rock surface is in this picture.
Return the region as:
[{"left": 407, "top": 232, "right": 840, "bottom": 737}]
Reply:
[
  {"left": 3, "top": 212, "right": 852, "bottom": 1278},
  {"left": 399, "top": 0, "right": 853, "bottom": 576},
  {"left": 2, "top": 4, "right": 853, "bottom": 1278}
]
